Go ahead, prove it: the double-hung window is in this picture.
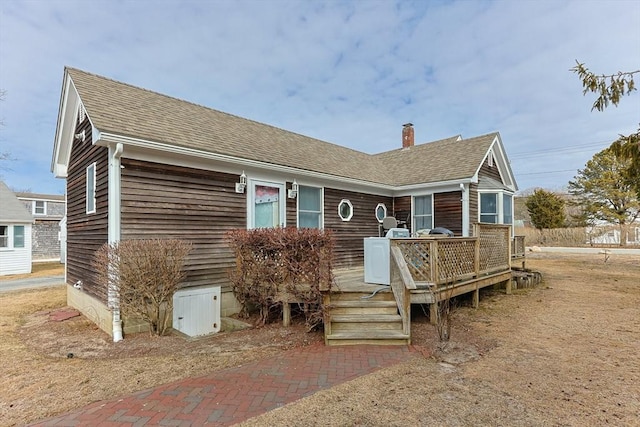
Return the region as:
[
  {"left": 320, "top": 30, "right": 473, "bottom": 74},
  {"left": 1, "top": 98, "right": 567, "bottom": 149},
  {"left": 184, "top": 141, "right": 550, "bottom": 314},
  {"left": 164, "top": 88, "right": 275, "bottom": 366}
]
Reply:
[
  {"left": 480, "top": 192, "right": 514, "bottom": 225},
  {"left": 13, "top": 226, "right": 25, "bottom": 248},
  {"left": 298, "top": 186, "right": 322, "bottom": 229},
  {"left": 34, "top": 201, "right": 46, "bottom": 215},
  {"left": 413, "top": 195, "right": 433, "bottom": 231},
  {"left": 0, "top": 226, "right": 8, "bottom": 248},
  {"left": 480, "top": 193, "right": 498, "bottom": 223},
  {"left": 86, "top": 163, "right": 96, "bottom": 214},
  {"left": 0, "top": 225, "right": 25, "bottom": 249}
]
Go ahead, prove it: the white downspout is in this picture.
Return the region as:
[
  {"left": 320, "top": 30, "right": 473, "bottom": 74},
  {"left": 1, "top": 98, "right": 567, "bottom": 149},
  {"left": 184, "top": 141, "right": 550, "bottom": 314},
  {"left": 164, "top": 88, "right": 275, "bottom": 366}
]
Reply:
[
  {"left": 108, "top": 142, "right": 124, "bottom": 342},
  {"left": 461, "top": 183, "right": 470, "bottom": 237}
]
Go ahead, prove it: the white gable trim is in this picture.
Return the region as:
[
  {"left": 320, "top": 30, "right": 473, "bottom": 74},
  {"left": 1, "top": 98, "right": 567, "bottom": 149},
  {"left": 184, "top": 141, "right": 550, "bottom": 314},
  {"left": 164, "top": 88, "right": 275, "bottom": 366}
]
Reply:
[
  {"left": 51, "top": 72, "right": 94, "bottom": 178},
  {"left": 471, "top": 134, "right": 518, "bottom": 192}
]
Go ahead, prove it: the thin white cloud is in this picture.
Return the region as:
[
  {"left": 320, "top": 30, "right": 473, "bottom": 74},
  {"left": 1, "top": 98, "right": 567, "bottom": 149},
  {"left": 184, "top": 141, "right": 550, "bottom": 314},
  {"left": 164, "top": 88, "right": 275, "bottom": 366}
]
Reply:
[{"left": 0, "top": 0, "right": 638, "bottom": 194}]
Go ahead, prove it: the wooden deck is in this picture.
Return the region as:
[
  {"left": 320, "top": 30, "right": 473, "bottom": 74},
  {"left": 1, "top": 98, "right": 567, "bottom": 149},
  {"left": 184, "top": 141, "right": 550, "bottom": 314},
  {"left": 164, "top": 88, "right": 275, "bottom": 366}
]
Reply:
[{"left": 322, "top": 223, "right": 516, "bottom": 345}]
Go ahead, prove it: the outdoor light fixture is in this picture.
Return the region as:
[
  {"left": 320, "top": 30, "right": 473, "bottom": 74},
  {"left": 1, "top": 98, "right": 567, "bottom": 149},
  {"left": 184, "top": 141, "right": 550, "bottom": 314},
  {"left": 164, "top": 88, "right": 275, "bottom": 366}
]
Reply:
[
  {"left": 235, "top": 171, "right": 247, "bottom": 193},
  {"left": 288, "top": 179, "right": 298, "bottom": 199}
]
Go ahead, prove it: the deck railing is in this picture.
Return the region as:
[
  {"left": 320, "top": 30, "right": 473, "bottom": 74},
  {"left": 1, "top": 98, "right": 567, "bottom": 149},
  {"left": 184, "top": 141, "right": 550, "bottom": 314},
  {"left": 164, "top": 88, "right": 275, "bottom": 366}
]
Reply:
[
  {"left": 512, "top": 235, "right": 525, "bottom": 259},
  {"left": 390, "top": 223, "right": 512, "bottom": 289}
]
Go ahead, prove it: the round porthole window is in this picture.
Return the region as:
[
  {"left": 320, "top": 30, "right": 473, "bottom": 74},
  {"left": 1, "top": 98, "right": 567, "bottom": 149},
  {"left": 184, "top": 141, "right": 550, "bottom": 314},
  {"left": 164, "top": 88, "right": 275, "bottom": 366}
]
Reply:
[
  {"left": 375, "top": 203, "right": 387, "bottom": 223},
  {"left": 338, "top": 199, "right": 353, "bottom": 221}
]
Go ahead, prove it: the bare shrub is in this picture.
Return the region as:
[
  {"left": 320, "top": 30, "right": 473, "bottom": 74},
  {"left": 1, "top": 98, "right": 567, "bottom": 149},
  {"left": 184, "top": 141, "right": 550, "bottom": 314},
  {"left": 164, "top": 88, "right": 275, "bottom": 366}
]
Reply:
[
  {"left": 227, "top": 228, "right": 334, "bottom": 329},
  {"left": 93, "top": 239, "right": 192, "bottom": 336}
]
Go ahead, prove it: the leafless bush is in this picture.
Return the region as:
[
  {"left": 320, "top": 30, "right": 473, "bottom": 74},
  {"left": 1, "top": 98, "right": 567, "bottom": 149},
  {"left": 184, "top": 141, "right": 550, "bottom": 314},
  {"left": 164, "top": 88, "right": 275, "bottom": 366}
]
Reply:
[
  {"left": 227, "top": 228, "right": 334, "bottom": 329},
  {"left": 93, "top": 239, "right": 192, "bottom": 336}
]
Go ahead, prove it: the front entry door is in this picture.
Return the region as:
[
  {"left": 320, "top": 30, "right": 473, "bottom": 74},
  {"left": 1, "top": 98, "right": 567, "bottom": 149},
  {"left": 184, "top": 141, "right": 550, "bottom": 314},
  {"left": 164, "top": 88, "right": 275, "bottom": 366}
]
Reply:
[{"left": 250, "top": 181, "right": 285, "bottom": 228}]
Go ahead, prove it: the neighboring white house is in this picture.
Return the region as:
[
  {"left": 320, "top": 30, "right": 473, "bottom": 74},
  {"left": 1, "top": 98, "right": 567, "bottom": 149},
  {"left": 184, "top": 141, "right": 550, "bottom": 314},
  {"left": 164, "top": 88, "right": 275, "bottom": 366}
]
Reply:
[
  {"left": 588, "top": 222, "right": 640, "bottom": 246},
  {"left": 0, "top": 181, "right": 34, "bottom": 275}
]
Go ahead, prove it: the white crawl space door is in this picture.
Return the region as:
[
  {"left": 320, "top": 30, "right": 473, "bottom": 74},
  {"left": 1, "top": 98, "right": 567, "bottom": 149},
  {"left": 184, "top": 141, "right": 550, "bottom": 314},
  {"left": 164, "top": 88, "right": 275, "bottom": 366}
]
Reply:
[{"left": 173, "top": 286, "right": 221, "bottom": 337}]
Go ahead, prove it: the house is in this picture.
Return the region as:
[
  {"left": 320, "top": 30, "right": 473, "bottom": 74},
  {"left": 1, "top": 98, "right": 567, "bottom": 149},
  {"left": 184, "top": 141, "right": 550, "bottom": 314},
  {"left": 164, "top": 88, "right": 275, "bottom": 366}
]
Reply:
[
  {"left": 0, "top": 181, "right": 34, "bottom": 275},
  {"left": 588, "top": 221, "right": 640, "bottom": 246},
  {"left": 51, "top": 67, "right": 518, "bottom": 339},
  {"left": 16, "top": 192, "right": 66, "bottom": 261}
]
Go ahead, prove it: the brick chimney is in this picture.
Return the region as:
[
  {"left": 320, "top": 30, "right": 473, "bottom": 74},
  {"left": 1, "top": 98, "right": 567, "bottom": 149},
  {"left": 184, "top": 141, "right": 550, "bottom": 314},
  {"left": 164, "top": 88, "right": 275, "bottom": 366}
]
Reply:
[{"left": 402, "top": 123, "right": 414, "bottom": 148}]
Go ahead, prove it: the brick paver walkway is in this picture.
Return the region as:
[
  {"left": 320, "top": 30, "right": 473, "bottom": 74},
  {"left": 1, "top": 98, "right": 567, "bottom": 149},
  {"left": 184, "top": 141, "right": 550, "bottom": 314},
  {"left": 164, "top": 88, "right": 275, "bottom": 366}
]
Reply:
[{"left": 31, "top": 344, "right": 417, "bottom": 426}]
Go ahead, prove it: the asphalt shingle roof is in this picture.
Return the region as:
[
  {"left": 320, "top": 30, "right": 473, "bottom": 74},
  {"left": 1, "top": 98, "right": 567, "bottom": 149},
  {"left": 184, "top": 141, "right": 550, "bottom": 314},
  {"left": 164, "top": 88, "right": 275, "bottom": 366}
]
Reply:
[
  {"left": 67, "top": 67, "right": 498, "bottom": 186},
  {"left": 0, "top": 181, "right": 33, "bottom": 223}
]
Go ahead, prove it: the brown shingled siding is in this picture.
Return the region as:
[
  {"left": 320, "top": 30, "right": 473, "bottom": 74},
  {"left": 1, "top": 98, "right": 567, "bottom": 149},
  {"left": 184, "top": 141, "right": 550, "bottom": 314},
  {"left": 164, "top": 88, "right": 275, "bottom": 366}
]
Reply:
[
  {"left": 66, "top": 118, "right": 109, "bottom": 302},
  {"left": 434, "top": 191, "right": 463, "bottom": 235},
  {"left": 392, "top": 196, "right": 412, "bottom": 233},
  {"left": 479, "top": 156, "right": 503, "bottom": 182},
  {"left": 469, "top": 183, "right": 479, "bottom": 233},
  {"left": 286, "top": 182, "right": 297, "bottom": 226},
  {"left": 120, "top": 159, "right": 245, "bottom": 292},
  {"left": 324, "top": 188, "right": 392, "bottom": 268}
]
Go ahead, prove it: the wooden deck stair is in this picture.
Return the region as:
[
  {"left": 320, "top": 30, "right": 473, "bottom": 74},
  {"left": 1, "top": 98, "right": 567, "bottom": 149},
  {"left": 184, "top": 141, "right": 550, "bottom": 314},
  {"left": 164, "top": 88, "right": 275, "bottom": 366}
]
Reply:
[{"left": 324, "top": 290, "right": 410, "bottom": 346}]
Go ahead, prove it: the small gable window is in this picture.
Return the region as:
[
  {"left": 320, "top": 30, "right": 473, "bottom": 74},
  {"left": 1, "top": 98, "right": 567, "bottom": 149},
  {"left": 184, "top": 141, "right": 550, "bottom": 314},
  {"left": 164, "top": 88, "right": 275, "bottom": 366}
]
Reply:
[
  {"left": 338, "top": 199, "right": 353, "bottom": 221},
  {"left": 34, "top": 201, "right": 46, "bottom": 215},
  {"left": 86, "top": 163, "right": 96, "bottom": 214},
  {"left": 488, "top": 149, "right": 494, "bottom": 167}
]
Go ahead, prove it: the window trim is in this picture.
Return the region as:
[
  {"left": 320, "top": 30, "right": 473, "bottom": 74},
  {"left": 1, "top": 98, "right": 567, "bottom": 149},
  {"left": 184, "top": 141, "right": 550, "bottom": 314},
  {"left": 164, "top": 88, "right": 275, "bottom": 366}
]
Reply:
[
  {"left": 0, "top": 225, "right": 27, "bottom": 250},
  {"left": 33, "top": 200, "right": 47, "bottom": 215},
  {"left": 247, "top": 179, "right": 286, "bottom": 229},
  {"left": 13, "top": 225, "right": 25, "bottom": 248},
  {"left": 297, "top": 185, "right": 323, "bottom": 229},
  {"left": 337, "top": 199, "right": 353, "bottom": 222},
  {"left": 375, "top": 203, "right": 387, "bottom": 223},
  {"left": 0, "top": 225, "right": 8, "bottom": 249},
  {"left": 412, "top": 194, "right": 434, "bottom": 232},
  {"left": 86, "top": 162, "right": 96, "bottom": 214},
  {"left": 478, "top": 190, "right": 514, "bottom": 227}
]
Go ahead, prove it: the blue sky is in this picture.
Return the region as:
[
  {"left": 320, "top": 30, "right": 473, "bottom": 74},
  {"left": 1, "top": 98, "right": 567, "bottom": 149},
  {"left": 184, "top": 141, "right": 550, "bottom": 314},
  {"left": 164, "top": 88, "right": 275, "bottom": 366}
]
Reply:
[{"left": 1, "top": 0, "right": 639, "bottom": 195}]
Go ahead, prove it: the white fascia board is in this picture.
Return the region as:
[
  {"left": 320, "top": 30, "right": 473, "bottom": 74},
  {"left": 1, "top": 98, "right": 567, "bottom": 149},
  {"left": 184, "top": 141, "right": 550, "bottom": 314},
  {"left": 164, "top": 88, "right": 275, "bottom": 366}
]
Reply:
[
  {"left": 494, "top": 137, "right": 518, "bottom": 191},
  {"left": 393, "top": 178, "right": 475, "bottom": 197},
  {"left": 51, "top": 75, "right": 95, "bottom": 179},
  {"left": 94, "top": 132, "right": 397, "bottom": 196},
  {"left": 51, "top": 73, "right": 78, "bottom": 177},
  {"left": 470, "top": 134, "right": 517, "bottom": 191}
]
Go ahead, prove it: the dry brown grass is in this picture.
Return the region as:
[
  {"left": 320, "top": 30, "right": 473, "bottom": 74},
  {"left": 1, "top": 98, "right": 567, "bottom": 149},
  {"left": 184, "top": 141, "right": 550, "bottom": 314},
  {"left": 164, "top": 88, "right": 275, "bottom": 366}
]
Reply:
[
  {"left": 1, "top": 254, "right": 639, "bottom": 426},
  {"left": 0, "top": 262, "right": 64, "bottom": 281},
  {"left": 242, "top": 253, "right": 640, "bottom": 426}
]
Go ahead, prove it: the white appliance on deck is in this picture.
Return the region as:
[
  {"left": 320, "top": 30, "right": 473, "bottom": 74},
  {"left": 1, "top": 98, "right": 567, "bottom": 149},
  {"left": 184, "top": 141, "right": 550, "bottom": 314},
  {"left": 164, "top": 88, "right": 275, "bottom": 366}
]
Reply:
[{"left": 364, "top": 227, "right": 410, "bottom": 285}]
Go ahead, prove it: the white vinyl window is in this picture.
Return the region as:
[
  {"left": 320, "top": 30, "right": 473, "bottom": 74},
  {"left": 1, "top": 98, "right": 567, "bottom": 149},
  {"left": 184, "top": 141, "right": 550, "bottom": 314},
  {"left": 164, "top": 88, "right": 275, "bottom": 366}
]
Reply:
[
  {"left": 0, "top": 225, "right": 7, "bottom": 248},
  {"left": 13, "top": 226, "right": 25, "bottom": 248},
  {"left": 503, "top": 194, "right": 513, "bottom": 225},
  {"left": 480, "top": 192, "right": 514, "bottom": 226},
  {"left": 413, "top": 195, "right": 433, "bottom": 231},
  {"left": 480, "top": 193, "right": 498, "bottom": 223},
  {"left": 86, "top": 163, "right": 96, "bottom": 214},
  {"left": 0, "top": 225, "right": 25, "bottom": 249},
  {"left": 298, "top": 186, "right": 322, "bottom": 229},
  {"left": 34, "top": 200, "right": 46, "bottom": 215}
]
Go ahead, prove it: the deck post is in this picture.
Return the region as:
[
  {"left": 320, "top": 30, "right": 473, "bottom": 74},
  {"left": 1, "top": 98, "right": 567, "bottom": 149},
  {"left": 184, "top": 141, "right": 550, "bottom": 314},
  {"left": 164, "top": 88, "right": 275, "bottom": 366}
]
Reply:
[
  {"left": 505, "top": 278, "right": 512, "bottom": 295},
  {"left": 430, "top": 301, "right": 439, "bottom": 325},
  {"left": 282, "top": 301, "right": 291, "bottom": 327},
  {"left": 472, "top": 287, "right": 479, "bottom": 308}
]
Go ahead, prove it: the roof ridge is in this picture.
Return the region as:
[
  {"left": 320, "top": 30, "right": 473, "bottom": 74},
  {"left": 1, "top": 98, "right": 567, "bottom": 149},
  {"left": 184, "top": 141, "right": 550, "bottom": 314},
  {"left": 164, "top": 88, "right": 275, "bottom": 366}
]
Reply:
[{"left": 65, "top": 67, "right": 373, "bottom": 158}]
